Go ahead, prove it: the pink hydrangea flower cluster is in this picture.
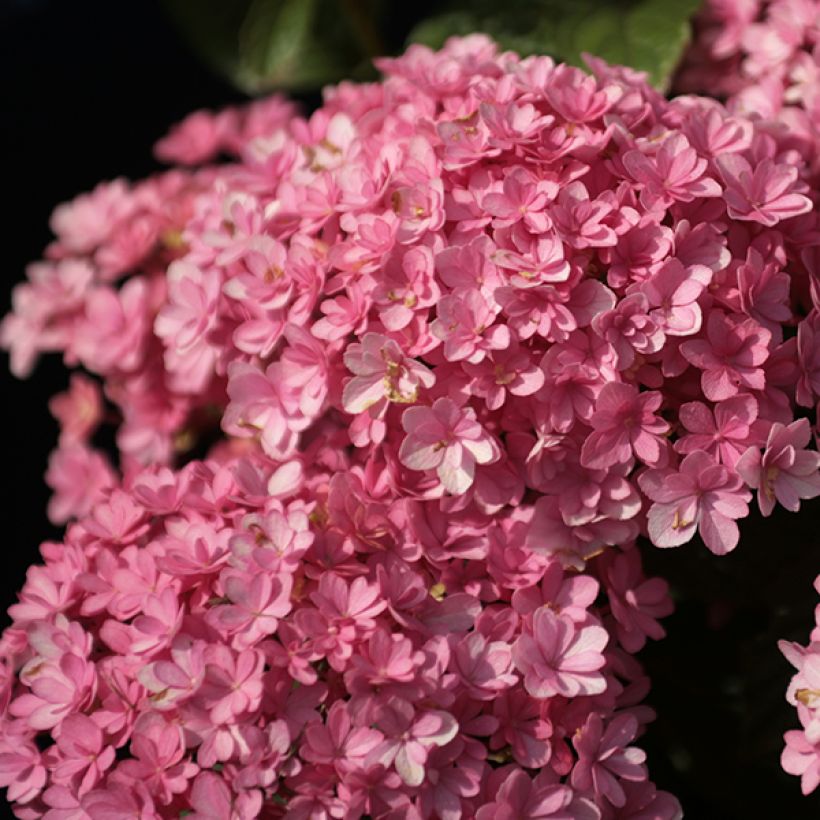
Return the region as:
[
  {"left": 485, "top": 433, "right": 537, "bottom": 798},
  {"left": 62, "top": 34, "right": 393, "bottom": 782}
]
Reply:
[
  {"left": 681, "top": 0, "right": 820, "bottom": 796},
  {"left": 2, "top": 23, "right": 820, "bottom": 813}
]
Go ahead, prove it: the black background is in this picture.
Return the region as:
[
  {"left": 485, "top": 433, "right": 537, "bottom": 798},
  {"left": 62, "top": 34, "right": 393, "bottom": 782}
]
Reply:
[{"left": 1, "top": 2, "right": 819, "bottom": 817}]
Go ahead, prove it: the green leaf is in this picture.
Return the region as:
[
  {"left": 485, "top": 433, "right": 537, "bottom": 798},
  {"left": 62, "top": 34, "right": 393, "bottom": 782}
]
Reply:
[
  {"left": 408, "top": 0, "right": 701, "bottom": 90},
  {"left": 162, "top": 0, "right": 384, "bottom": 94}
]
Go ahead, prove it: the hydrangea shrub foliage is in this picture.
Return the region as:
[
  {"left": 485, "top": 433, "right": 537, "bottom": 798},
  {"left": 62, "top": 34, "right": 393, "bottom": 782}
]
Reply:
[{"left": 1, "top": 0, "right": 820, "bottom": 815}]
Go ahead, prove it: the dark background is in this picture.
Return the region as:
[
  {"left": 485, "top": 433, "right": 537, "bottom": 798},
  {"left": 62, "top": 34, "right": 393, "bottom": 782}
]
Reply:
[{"left": 1, "top": 2, "right": 819, "bottom": 817}]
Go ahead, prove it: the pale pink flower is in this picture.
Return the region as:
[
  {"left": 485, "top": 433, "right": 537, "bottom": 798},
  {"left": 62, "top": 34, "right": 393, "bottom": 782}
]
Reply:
[
  {"left": 45, "top": 444, "right": 116, "bottom": 524},
  {"left": 735, "top": 418, "right": 820, "bottom": 516},
  {"left": 399, "top": 397, "right": 500, "bottom": 494},
  {"left": 49, "top": 374, "right": 103, "bottom": 446},
  {"left": 512, "top": 608, "right": 608, "bottom": 698}
]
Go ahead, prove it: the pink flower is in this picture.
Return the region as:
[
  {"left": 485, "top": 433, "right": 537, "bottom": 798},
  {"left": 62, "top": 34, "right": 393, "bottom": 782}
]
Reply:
[
  {"left": 676, "top": 393, "right": 761, "bottom": 467},
  {"left": 476, "top": 768, "right": 600, "bottom": 819},
  {"left": 580, "top": 382, "right": 670, "bottom": 469},
  {"left": 797, "top": 312, "right": 820, "bottom": 407},
  {"left": 716, "top": 154, "right": 812, "bottom": 226},
  {"left": 549, "top": 182, "right": 618, "bottom": 249},
  {"left": 601, "top": 549, "right": 673, "bottom": 653},
  {"left": 301, "top": 700, "right": 383, "bottom": 775},
  {"left": 681, "top": 310, "right": 771, "bottom": 401},
  {"left": 571, "top": 713, "right": 648, "bottom": 808},
  {"left": 399, "top": 398, "right": 500, "bottom": 494},
  {"left": 367, "top": 699, "right": 458, "bottom": 787},
  {"left": 639, "top": 450, "right": 752, "bottom": 554},
  {"left": 463, "top": 339, "right": 545, "bottom": 410},
  {"left": 782, "top": 728, "right": 820, "bottom": 796},
  {"left": 222, "top": 361, "right": 310, "bottom": 459},
  {"left": 0, "top": 736, "right": 46, "bottom": 805},
  {"left": 449, "top": 632, "right": 517, "bottom": 700},
  {"left": 45, "top": 444, "right": 116, "bottom": 524},
  {"left": 431, "top": 288, "right": 510, "bottom": 363},
  {"left": 482, "top": 166, "right": 557, "bottom": 231},
  {"left": 45, "top": 714, "right": 115, "bottom": 797},
  {"left": 636, "top": 259, "right": 711, "bottom": 337},
  {"left": 512, "top": 608, "right": 608, "bottom": 698},
  {"left": 735, "top": 418, "right": 820, "bottom": 516},
  {"left": 545, "top": 62, "right": 622, "bottom": 122},
  {"left": 111, "top": 713, "right": 197, "bottom": 804},
  {"left": 592, "top": 294, "right": 665, "bottom": 369},
  {"left": 622, "top": 134, "right": 722, "bottom": 210},
  {"left": 208, "top": 571, "right": 292, "bottom": 648},
  {"left": 49, "top": 374, "right": 103, "bottom": 446},
  {"left": 342, "top": 332, "right": 435, "bottom": 415},
  {"left": 186, "top": 770, "right": 262, "bottom": 820}
]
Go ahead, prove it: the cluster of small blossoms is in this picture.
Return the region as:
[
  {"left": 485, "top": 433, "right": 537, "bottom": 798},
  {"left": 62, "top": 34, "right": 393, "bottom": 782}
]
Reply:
[
  {"left": 678, "top": 0, "right": 820, "bottom": 148},
  {"left": 3, "top": 25, "right": 820, "bottom": 813},
  {"left": 0, "top": 443, "right": 678, "bottom": 818},
  {"left": 680, "top": 0, "right": 820, "bottom": 795},
  {"left": 780, "top": 578, "right": 820, "bottom": 796}
]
